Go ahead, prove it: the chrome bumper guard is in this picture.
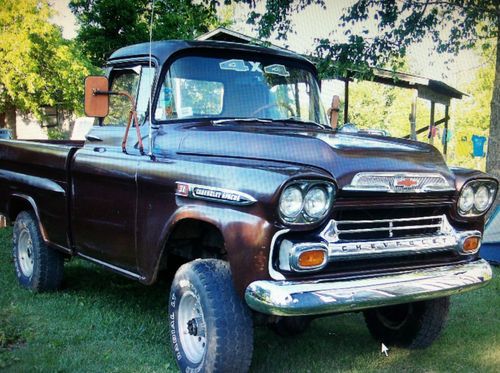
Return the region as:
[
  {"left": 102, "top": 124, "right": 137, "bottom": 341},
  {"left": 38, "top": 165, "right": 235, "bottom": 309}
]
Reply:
[{"left": 245, "top": 259, "right": 492, "bottom": 316}]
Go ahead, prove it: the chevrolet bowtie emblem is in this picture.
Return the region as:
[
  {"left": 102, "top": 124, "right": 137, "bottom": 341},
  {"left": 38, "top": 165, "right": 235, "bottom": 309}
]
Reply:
[{"left": 395, "top": 178, "right": 418, "bottom": 188}]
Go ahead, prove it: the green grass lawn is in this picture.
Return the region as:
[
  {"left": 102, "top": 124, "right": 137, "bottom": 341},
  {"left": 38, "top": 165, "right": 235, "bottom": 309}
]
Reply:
[{"left": 0, "top": 227, "right": 499, "bottom": 373}]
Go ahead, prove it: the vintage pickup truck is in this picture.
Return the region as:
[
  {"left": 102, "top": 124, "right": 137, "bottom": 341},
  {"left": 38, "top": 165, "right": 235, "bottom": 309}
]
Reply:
[{"left": 0, "top": 40, "right": 496, "bottom": 372}]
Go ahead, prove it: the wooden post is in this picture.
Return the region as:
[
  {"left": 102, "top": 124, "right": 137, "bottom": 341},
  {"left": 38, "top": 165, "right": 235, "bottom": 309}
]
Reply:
[
  {"left": 443, "top": 105, "right": 449, "bottom": 158},
  {"left": 410, "top": 91, "right": 417, "bottom": 140},
  {"left": 429, "top": 101, "right": 435, "bottom": 145},
  {"left": 328, "top": 95, "right": 340, "bottom": 129},
  {"left": 344, "top": 75, "right": 349, "bottom": 124}
]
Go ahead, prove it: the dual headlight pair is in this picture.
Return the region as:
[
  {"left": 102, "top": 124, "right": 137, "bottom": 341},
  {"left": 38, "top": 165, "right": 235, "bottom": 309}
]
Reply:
[
  {"left": 458, "top": 179, "right": 497, "bottom": 216},
  {"left": 279, "top": 180, "right": 336, "bottom": 224}
]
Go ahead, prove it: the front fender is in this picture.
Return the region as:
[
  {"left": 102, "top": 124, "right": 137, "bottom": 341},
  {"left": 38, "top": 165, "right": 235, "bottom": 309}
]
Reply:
[{"left": 150, "top": 205, "right": 277, "bottom": 295}]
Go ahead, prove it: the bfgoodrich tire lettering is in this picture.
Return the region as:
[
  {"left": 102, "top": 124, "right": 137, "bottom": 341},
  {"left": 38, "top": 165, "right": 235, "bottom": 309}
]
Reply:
[
  {"left": 13, "top": 210, "right": 64, "bottom": 292},
  {"left": 169, "top": 259, "right": 253, "bottom": 373},
  {"left": 363, "top": 297, "right": 450, "bottom": 349}
]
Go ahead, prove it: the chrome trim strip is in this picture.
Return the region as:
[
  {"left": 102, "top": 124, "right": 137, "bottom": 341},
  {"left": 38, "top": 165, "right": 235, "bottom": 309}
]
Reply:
[
  {"left": 344, "top": 172, "right": 455, "bottom": 193},
  {"left": 175, "top": 182, "right": 257, "bottom": 206},
  {"left": 336, "top": 215, "right": 446, "bottom": 225},
  {"left": 0, "top": 169, "right": 65, "bottom": 193},
  {"left": 268, "top": 229, "right": 290, "bottom": 280},
  {"left": 77, "top": 253, "right": 145, "bottom": 281},
  {"left": 338, "top": 223, "right": 442, "bottom": 234},
  {"left": 246, "top": 259, "right": 492, "bottom": 316}
]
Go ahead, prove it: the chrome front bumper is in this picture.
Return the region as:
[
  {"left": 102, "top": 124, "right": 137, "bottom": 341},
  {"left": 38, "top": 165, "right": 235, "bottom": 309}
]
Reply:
[{"left": 245, "top": 259, "right": 492, "bottom": 316}]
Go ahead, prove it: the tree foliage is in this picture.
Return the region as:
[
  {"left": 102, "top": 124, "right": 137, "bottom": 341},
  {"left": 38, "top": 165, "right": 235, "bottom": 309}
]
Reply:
[
  {"left": 69, "top": 0, "right": 224, "bottom": 66},
  {"left": 237, "top": 1, "right": 498, "bottom": 77},
  {"left": 0, "top": 0, "right": 96, "bottom": 120}
]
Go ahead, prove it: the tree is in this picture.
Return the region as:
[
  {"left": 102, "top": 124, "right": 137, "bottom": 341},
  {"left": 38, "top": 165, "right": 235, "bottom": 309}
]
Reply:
[
  {"left": 240, "top": 0, "right": 500, "bottom": 204},
  {"left": 69, "top": 0, "right": 224, "bottom": 67},
  {"left": 0, "top": 0, "right": 96, "bottom": 137}
]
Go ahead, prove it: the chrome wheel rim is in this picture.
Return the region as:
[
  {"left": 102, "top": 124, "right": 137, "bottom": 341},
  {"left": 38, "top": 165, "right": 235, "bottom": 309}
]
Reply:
[
  {"left": 18, "top": 227, "right": 34, "bottom": 277},
  {"left": 177, "top": 290, "right": 206, "bottom": 364}
]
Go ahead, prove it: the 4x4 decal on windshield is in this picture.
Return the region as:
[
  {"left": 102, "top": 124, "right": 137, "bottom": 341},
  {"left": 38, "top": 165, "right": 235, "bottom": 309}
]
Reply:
[
  {"left": 264, "top": 64, "right": 290, "bottom": 77},
  {"left": 219, "top": 59, "right": 289, "bottom": 76},
  {"left": 219, "top": 59, "right": 249, "bottom": 72}
]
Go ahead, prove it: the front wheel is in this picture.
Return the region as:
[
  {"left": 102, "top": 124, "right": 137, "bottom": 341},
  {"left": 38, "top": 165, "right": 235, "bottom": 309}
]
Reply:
[
  {"left": 363, "top": 297, "right": 450, "bottom": 349},
  {"left": 169, "top": 259, "right": 253, "bottom": 372}
]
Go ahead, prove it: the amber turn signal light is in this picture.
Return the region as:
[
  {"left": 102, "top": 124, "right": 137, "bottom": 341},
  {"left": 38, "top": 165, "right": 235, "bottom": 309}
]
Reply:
[
  {"left": 298, "top": 249, "right": 326, "bottom": 268},
  {"left": 462, "top": 236, "right": 481, "bottom": 253}
]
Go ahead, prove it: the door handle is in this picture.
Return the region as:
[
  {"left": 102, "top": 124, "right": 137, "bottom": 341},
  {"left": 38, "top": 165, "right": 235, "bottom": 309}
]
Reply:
[
  {"left": 93, "top": 147, "right": 106, "bottom": 153},
  {"left": 85, "top": 134, "right": 103, "bottom": 142}
]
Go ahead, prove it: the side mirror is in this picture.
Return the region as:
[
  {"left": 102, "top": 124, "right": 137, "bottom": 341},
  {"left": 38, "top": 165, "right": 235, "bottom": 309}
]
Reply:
[{"left": 84, "top": 76, "right": 110, "bottom": 117}]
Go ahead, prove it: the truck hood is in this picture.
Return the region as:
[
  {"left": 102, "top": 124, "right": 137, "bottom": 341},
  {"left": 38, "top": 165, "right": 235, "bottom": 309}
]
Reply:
[{"left": 175, "top": 125, "right": 453, "bottom": 188}]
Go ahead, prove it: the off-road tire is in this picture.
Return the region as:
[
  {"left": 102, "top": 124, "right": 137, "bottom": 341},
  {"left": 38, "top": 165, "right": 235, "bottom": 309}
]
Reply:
[
  {"left": 169, "top": 259, "right": 253, "bottom": 373},
  {"left": 13, "top": 210, "right": 64, "bottom": 292},
  {"left": 363, "top": 297, "right": 450, "bottom": 349},
  {"left": 269, "top": 316, "right": 312, "bottom": 337}
]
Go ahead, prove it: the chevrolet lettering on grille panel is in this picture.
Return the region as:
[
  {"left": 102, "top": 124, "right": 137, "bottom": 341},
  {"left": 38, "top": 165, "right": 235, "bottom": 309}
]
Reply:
[{"left": 320, "top": 215, "right": 463, "bottom": 260}]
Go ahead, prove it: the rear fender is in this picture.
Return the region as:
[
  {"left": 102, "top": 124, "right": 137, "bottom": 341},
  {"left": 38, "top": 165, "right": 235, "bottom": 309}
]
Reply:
[{"left": 7, "top": 194, "right": 48, "bottom": 240}]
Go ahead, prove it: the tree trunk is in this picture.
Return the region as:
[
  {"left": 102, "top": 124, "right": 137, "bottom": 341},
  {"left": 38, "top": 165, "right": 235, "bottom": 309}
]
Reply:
[
  {"left": 5, "top": 107, "right": 16, "bottom": 139},
  {"left": 486, "top": 32, "right": 500, "bottom": 210}
]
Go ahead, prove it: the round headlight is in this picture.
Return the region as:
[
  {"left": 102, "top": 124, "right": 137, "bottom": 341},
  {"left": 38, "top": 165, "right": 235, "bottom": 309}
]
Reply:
[
  {"left": 279, "top": 186, "right": 303, "bottom": 219},
  {"left": 474, "top": 186, "right": 491, "bottom": 212},
  {"left": 304, "top": 187, "right": 329, "bottom": 218},
  {"left": 458, "top": 185, "right": 474, "bottom": 213}
]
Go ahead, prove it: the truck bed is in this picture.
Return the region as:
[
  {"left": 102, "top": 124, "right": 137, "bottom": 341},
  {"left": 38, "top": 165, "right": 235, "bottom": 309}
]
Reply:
[{"left": 0, "top": 139, "right": 83, "bottom": 250}]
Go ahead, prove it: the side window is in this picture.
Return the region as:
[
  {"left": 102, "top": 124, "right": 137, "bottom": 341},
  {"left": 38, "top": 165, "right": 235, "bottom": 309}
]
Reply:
[{"left": 103, "top": 67, "right": 141, "bottom": 126}]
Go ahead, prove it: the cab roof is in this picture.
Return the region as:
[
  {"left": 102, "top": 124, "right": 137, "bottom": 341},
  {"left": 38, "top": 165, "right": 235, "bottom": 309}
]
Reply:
[{"left": 108, "top": 40, "right": 314, "bottom": 68}]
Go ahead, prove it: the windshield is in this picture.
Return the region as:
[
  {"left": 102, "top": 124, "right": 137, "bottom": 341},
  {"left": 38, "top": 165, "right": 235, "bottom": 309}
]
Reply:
[{"left": 155, "top": 55, "right": 329, "bottom": 126}]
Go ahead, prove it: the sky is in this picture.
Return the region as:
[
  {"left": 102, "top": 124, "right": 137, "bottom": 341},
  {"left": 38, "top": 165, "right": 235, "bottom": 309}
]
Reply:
[{"left": 49, "top": 0, "right": 480, "bottom": 90}]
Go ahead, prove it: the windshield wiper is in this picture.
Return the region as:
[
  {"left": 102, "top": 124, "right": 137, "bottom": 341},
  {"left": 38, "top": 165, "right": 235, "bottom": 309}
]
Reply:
[
  {"left": 212, "top": 117, "right": 328, "bottom": 130},
  {"left": 272, "top": 118, "right": 327, "bottom": 130},
  {"left": 212, "top": 118, "right": 272, "bottom": 125}
]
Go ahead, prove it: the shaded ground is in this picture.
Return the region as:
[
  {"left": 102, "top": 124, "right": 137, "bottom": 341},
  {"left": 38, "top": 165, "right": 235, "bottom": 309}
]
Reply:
[{"left": 0, "top": 227, "right": 498, "bottom": 372}]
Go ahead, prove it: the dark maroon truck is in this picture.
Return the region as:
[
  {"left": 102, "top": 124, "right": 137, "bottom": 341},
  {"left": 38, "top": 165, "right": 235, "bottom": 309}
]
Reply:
[{"left": 0, "top": 40, "right": 496, "bottom": 372}]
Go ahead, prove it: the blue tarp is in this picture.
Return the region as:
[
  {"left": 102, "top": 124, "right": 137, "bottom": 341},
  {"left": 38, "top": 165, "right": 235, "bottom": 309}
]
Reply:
[{"left": 482, "top": 207, "right": 500, "bottom": 264}]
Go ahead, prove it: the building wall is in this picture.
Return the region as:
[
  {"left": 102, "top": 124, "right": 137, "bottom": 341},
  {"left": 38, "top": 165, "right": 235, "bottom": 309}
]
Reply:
[{"left": 14, "top": 111, "right": 92, "bottom": 140}]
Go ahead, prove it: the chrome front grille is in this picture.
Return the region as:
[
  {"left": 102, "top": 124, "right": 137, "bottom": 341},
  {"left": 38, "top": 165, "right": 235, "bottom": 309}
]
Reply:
[
  {"left": 320, "top": 215, "right": 459, "bottom": 260},
  {"left": 336, "top": 215, "right": 444, "bottom": 240}
]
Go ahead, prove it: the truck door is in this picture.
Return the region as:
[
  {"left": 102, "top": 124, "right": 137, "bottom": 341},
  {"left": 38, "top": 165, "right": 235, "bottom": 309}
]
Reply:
[{"left": 71, "top": 65, "right": 154, "bottom": 275}]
